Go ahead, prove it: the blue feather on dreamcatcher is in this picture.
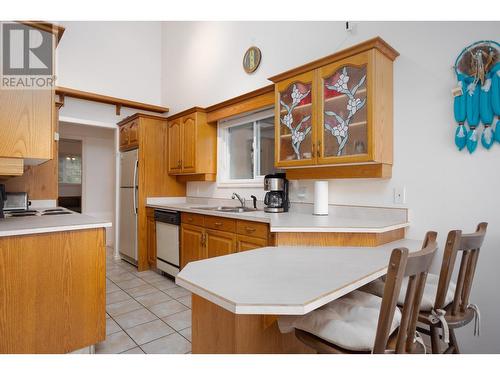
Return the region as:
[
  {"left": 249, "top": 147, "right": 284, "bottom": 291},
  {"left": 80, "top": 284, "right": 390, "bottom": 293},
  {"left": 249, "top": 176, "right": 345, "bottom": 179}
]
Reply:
[{"left": 453, "top": 40, "right": 500, "bottom": 153}]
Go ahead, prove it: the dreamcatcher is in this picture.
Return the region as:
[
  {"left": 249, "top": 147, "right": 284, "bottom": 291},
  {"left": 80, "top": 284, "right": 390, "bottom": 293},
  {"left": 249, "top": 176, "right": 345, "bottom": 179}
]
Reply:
[{"left": 453, "top": 40, "right": 500, "bottom": 153}]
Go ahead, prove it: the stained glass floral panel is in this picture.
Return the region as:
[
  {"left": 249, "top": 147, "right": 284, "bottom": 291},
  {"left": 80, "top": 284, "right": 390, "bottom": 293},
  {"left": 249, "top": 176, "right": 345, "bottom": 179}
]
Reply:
[
  {"left": 323, "top": 65, "right": 368, "bottom": 158},
  {"left": 279, "top": 81, "right": 313, "bottom": 161}
]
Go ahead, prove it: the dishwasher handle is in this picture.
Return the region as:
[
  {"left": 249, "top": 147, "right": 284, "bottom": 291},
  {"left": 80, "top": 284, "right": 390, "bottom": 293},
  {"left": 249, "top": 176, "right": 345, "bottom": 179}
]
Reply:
[{"left": 154, "top": 210, "right": 180, "bottom": 225}]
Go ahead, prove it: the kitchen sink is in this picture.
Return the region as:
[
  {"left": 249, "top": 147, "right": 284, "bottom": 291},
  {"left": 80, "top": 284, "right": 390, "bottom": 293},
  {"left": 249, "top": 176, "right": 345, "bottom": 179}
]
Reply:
[{"left": 189, "top": 206, "right": 259, "bottom": 213}]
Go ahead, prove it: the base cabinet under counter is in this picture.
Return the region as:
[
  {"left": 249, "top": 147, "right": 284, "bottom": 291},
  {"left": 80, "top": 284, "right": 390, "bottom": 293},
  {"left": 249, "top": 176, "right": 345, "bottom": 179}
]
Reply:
[
  {"left": 178, "top": 211, "right": 405, "bottom": 268},
  {"left": 180, "top": 213, "right": 274, "bottom": 268}
]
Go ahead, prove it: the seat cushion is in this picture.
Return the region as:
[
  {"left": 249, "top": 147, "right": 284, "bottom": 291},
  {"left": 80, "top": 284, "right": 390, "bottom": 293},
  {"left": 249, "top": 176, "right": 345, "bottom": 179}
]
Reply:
[
  {"left": 278, "top": 290, "right": 401, "bottom": 352},
  {"left": 359, "top": 273, "right": 456, "bottom": 311}
]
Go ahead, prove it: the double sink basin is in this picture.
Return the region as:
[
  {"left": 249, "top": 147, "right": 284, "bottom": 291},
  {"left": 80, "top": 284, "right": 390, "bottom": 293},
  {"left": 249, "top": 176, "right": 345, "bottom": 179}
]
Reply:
[{"left": 189, "top": 206, "right": 259, "bottom": 213}]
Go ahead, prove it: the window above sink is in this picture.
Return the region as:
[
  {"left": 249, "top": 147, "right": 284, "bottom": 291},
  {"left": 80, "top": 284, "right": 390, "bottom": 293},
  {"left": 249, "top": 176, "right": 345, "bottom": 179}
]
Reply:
[{"left": 217, "top": 108, "right": 280, "bottom": 187}]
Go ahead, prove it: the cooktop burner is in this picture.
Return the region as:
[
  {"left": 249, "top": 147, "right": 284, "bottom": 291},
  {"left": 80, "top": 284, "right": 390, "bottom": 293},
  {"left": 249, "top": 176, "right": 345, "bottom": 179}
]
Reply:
[
  {"left": 3, "top": 207, "right": 74, "bottom": 218},
  {"left": 8, "top": 211, "right": 38, "bottom": 217}
]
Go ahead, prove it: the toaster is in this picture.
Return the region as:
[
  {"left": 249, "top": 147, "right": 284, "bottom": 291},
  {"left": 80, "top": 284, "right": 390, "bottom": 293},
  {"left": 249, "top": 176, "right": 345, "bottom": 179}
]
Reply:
[{"left": 4, "top": 192, "right": 29, "bottom": 211}]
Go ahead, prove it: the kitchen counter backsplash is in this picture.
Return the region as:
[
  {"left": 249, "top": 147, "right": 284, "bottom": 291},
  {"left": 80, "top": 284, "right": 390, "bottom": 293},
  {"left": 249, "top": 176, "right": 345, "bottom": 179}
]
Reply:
[{"left": 147, "top": 196, "right": 407, "bottom": 222}]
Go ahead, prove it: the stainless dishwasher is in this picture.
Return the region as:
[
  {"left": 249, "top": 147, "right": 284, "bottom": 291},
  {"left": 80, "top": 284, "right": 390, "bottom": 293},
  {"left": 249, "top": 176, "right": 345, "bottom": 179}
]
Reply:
[{"left": 154, "top": 209, "right": 180, "bottom": 277}]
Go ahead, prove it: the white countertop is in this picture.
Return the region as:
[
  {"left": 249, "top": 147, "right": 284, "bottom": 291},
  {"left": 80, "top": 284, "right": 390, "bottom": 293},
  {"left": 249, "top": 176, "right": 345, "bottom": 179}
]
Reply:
[
  {"left": 176, "top": 239, "right": 422, "bottom": 315},
  {"left": 0, "top": 212, "right": 112, "bottom": 237},
  {"left": 146, "top": 197, "right": 409, "bottom": 233}
]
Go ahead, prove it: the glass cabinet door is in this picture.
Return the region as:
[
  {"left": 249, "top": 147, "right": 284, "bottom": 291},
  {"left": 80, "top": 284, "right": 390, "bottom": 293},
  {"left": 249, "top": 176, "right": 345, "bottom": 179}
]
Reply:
[
  {"left": 320, "top": 62, "right": 369, "bottom": 162},
  {"left": 276, "top": 72, "right": 315, "bottom": 166}
]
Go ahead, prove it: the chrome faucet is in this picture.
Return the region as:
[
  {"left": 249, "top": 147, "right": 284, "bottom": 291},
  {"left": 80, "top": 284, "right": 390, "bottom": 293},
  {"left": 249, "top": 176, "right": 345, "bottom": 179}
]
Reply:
[{"left": 231, "top": 193, "right": 245, "bottom": 208}]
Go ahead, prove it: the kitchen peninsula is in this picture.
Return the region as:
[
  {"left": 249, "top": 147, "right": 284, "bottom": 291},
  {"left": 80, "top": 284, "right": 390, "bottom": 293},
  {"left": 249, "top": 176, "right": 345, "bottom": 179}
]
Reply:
[
  {"left": 176, "top": 240, "right": 421, "bottom": 353},
  {"left": 0, "top": 212, "right": 111, "bottom": 354}
]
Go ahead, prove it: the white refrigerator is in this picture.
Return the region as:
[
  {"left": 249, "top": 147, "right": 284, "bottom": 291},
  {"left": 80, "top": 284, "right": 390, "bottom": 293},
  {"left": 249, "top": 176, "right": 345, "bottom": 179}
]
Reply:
[{"left": 119, "top": 149, "right": 138, "bottom": 264}]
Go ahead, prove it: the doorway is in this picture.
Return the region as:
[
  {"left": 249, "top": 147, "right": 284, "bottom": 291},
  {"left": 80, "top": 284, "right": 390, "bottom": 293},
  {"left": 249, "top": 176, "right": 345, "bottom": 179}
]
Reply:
[{"left": 58, "top": 139, "right": 83, "bottom": 212}]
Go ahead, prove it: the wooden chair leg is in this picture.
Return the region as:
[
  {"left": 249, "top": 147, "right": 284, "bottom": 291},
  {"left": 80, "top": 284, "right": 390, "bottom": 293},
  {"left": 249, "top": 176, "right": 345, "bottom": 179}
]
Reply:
[
  {"left": 430, "top": 326, "right": 440, "bottom": 354},
  {"left": 449, "top": 329, "right": 460, "bottom": 354}
]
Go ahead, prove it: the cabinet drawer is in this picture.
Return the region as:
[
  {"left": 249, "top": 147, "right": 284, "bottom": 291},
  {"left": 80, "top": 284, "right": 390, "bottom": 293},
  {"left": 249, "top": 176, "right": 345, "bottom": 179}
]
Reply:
[
  {"left": 181, "top": 212, "right": 205, "bottom": 226},
  {"left": 236, "top": 220, "right": 269, "bottom": 239},
  {"left": 204, "top": 216, "right": 236, "bottom": 232}
]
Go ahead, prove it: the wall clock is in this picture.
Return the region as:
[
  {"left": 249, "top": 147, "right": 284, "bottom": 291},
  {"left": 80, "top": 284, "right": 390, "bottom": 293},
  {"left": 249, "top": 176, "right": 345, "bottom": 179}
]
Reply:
[{"left": 243, "top": 46, "right": 261, "bottom": 74}]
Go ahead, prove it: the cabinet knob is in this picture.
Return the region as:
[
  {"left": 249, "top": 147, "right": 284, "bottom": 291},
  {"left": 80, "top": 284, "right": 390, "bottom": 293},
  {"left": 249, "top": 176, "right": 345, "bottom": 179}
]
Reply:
[
  {"left": 214, "top": 222, "right": 223, "bottom": 227},
  {"left": 317, "top": 140, "right": 321, "bottom": 157},
  {"left": 245, "top": 227, "right": 256, "bottom": 232}
]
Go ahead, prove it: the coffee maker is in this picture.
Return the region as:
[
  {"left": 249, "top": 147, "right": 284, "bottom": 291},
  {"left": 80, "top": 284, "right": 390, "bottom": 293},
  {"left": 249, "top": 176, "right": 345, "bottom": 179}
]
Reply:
[{"left": 263, "top": 173, "right": 289, "bottom": 213}]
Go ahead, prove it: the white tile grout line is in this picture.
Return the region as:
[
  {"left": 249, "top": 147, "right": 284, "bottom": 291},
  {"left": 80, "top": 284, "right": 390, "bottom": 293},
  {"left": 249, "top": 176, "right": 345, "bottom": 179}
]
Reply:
[{"left": 102, "top": 256, "right": 192, "bottom": 354}]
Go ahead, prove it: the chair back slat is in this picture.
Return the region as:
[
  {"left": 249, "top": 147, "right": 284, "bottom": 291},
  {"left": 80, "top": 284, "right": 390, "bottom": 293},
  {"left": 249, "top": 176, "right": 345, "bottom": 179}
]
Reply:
[
  {"left": 395, "top": 275, "right": 417, "bottom": 353},
  {"left": 435, "top": 223, "right": 487, "bottom": 315},
  {"left": 460, "top": 249, "right": 480, "bottom": 312},
  {"left": 406, "top": 272, "right": 428, "bottom": 350},
  {"left": 373, "top": 231, "right": 438, "bottom": 354},
  {"left": 372, "top": 247, "right": 407, "bottom": 354},
  {"left": 452, "top": 251, "right": 470, "bottom": 314},
  {"left": 434, "top": 230, "right": 461, "bottom": 309}
]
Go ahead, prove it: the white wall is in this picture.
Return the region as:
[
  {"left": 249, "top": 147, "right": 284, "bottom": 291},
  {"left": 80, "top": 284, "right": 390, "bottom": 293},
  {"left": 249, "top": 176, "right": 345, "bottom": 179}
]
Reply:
[
  {"left": 57, "top": 21, "right": 163, "bottom": 105},
  {"left": 59, "top": 122, "right": 116, "bottom": 247},
  {"left": 162, "top": 21, "right": 500, "bottom": 353}
]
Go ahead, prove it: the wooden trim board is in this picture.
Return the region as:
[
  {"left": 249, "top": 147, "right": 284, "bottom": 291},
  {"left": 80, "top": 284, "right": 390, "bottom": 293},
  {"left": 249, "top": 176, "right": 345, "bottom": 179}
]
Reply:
[
  {"left": 206, "top": 84, "right": 274, "bottom": 122},
  {"left": 269, "top": 37, "right": 399, "bottom": 83},
  {"left": 274, "top": 228, "right": 405, "bottom": 247},
  {"left": 284, "top": 163, "right": 392, "bottom": 180},
  {"left": 17, "top": 21, "right": 65, "bottom": 45},
  {"left": 56, "top": 86, "right": 169, "bottom": 114}
]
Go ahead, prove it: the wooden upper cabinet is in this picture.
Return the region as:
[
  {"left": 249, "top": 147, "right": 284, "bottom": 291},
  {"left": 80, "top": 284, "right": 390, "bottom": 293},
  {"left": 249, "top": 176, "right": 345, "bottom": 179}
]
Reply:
[
  {"left": 167, "top": 108, "right": 216, "bottom": 180},
  {"left": 118, "top": 119, "right": 139, "bottom": 151},
  {"left": 167, "top": 119, "right": 182, "bottom": 173},
  {"left": 128, "top": 120, "right": 139, "bottom": 145},
  {"left": 275, "top": 70, "right": 317, "bottom": 167},
  {"left": 270, "top": 37, "right": 398, "bottom": 174},
  {"left": 318, "top": 52, "right": 371, "bottom": 164},
  {"left": 119, "top": 124, "right": 129, "bottom": 149},
  {"left": 181, "top": 114, "right": 197, "bottom": 173},
  {"left": 0, "top": 24, "right": 56, "bottom": 163}
]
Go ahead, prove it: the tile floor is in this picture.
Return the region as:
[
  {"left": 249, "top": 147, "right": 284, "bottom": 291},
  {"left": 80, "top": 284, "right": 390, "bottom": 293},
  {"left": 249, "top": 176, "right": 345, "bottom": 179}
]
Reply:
[{"left": 96, "top": 247, "right": 192, "bottom": 354}]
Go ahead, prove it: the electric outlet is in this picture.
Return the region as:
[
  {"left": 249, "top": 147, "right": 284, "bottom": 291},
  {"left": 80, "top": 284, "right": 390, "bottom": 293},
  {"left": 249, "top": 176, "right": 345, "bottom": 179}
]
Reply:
[
  {"left": 393, "top": 187, "right": 406, "bottom": 204},
  {"left": 296, "top": 186, "right": 307, "bottom": 201}
]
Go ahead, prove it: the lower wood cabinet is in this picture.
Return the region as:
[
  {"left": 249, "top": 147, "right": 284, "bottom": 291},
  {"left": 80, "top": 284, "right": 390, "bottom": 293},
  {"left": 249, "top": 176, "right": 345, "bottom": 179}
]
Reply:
[
  {"left": 236, "top": 234, "right": 268, "bottom": 252},
  {"left": 180, "top": 213, "right": 272, "bottom": 268},
  {"left": 206, "top": 229, "right": 236, "bottom": 258},
  {"left": 181, "top": 223, "right": 207, "bottom": 268}
]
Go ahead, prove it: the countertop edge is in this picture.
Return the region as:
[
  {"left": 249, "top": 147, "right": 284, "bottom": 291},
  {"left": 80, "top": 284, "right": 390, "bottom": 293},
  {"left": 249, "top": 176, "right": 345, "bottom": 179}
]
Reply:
[
  {"left": 0, "top": 222, "right": 113, "bottom": 237},
  {"left": 176, "top": 263, "right": 388, "bottom": 315},
  {"left": 147, "top": 203, "right": 409, "bottom": 233}
]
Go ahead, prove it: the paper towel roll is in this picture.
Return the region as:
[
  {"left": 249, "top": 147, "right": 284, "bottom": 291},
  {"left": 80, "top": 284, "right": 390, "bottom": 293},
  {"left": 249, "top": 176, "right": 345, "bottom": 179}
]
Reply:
[{"left": 313, "top": 181, "right": 329, "bottom": 216}]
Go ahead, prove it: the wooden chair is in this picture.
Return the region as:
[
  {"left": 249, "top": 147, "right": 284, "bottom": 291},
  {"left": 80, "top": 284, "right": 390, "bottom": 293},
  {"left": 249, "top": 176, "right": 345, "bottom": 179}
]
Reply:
[
  {"left": 418, "top": 222, "right": 487, "bottom": 354},
  {"left": 294, "top": 232, "right": 438, "bottom": 354}
]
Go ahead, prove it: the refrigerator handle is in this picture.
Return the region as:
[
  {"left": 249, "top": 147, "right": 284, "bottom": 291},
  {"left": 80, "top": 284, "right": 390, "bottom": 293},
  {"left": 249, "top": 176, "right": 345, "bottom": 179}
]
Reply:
[{"left": 133, "top": 159, "right": 138, "bottom": 214}]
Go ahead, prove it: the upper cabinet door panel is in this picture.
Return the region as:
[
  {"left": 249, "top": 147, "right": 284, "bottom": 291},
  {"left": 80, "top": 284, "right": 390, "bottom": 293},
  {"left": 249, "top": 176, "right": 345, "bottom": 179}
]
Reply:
[
  {"left": 167, "top": 119, "right": 181, "bottom": 173},
  {"left": 275, "top": 71, "right": 316, "bottom": 167},
  {"left": 181, "top": 114, "right": 196, "bottom": 173},
  {"left": 319, "top": 52, "right": 371, "bottom": 164},
  {"left": 0, "top": 88, "right": 53, "bottom": 160}
]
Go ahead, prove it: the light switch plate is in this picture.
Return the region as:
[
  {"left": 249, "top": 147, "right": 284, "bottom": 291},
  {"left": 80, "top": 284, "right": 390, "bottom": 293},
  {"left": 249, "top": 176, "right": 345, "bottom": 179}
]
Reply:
[{"left": 394, "top": 187, "right": 406, "bottom": 204}]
